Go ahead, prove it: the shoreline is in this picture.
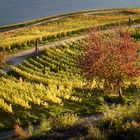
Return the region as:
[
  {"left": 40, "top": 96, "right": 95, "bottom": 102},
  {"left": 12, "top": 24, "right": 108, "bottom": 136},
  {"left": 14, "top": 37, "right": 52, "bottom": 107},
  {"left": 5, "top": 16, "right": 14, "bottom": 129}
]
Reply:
[{"left": 0, "top": 8, "right": 122, "bottom": 32}]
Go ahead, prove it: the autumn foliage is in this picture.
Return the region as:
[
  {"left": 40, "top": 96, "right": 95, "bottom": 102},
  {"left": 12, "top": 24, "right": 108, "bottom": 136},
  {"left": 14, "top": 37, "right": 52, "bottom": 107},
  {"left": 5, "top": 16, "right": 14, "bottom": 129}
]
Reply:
[
  {"left": 79, "top": 29, "right": 140, "bottom": 97},
  {"left": 0, "top": 51, "right": 7, "bottom": 64}
]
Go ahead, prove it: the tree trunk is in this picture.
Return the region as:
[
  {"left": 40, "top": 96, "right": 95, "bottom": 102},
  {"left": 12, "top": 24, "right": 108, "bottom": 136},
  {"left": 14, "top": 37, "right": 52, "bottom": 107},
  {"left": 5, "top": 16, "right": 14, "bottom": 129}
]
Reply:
[
  {"left": 118, "top": 86, "right": 123, "bottom": 99},
  {"left": 116, "top": 80, "right": 123, "bottom": 99}
]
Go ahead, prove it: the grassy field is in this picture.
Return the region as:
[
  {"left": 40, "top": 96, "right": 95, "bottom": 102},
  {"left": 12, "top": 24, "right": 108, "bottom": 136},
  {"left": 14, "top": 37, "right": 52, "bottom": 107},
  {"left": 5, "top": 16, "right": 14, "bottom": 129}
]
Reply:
[{"left": 0, "top": 8, "right": 140, "bottom": 139}]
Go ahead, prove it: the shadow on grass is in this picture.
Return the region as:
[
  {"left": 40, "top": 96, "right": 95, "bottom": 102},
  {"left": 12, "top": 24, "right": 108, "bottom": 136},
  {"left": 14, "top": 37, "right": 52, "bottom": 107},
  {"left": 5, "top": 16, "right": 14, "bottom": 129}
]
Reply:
[
  {"left": 29, "top": 124, "right": 88, "bottom": 140},
  {"left": 109, "top": 127, "right": 140, "bottom": 140},
  {"left": 57, "top": 87, "right": 108, "bottom": 115},
  {"left": 72, "top": 87, "right": 104, "bottom": 97}
]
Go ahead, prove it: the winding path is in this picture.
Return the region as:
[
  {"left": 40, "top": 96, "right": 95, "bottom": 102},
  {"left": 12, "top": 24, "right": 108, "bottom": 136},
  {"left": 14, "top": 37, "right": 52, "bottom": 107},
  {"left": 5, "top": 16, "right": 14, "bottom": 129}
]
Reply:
[
  {"left": 3, "top": 35, "right": 86, "bottom": 73},
  {"left": 0, "top": 22, "right": 140, "bottom": 140},
  {"left": 0, "top": 9, "right": 118, "bottom": 33},
  {"left": 2, "top": 23, "right": 140, "bottom": 73}
]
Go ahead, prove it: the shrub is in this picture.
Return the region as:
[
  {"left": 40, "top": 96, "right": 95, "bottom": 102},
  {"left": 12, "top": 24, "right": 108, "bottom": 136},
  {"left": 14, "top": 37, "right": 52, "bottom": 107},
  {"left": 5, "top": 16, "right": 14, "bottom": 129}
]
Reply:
[
  {"left": 84, "top": 121, "right": 107, "bottom": 140},
  {"left": 50, "top": 113, "right": 80, "bottom": 128},
  {"left": 13, "top": 123, "right": 29, "bottom": 139},
  {"left": 102, "top": 98, "right": 140, "bottom": 129},
  {"left": 37, "top": 113, "right": 79, "bottom": 135},
  {"left": 38, "top": 117, "right": 51, "bottom": 134}
]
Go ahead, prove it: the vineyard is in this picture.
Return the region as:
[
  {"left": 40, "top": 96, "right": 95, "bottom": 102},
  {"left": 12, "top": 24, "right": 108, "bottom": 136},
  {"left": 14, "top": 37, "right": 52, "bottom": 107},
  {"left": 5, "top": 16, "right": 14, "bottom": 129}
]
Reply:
[
  {"left": 0, "top": 37, "right": 139, "bottom": 129},
  {"left": 0, "top": 8, "right": 140, "bottom": 139},
  {"left": 1, "top": 9, "right": 140, "bottom": 53},
  {"left": 0, "top": 40, "right": 108, "bottom": 129}
]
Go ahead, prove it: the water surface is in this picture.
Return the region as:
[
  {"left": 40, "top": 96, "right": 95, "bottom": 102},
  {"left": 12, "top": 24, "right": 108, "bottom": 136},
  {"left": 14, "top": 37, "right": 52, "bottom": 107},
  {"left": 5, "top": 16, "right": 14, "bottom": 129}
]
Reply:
[{"left": 0, "top": 0, "right": 140, "bottom": 26}]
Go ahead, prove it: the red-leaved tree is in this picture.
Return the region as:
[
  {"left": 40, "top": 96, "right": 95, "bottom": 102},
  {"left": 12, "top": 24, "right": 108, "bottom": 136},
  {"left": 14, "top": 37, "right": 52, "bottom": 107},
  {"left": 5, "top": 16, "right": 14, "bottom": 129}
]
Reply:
[{"left": 79, "top": 30, "right": 140, "bottom": 98}]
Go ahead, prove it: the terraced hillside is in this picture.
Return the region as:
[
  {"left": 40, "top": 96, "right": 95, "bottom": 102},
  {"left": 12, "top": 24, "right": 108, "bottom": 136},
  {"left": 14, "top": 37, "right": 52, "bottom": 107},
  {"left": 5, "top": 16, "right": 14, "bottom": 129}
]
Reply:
[
  {"left": 1, "top": 8, "right": 140, "bottom": 139},
  {"left": 1, "top": 8, "right": 140, "bottom": 53},
  {"left": 0, "top": 40, "right": 109, "bottom": 130}
]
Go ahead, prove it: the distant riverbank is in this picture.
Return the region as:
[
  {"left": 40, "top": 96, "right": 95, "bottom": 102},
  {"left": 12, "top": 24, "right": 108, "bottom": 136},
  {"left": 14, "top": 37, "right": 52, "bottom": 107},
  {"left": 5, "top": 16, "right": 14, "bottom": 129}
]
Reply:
[{"left": 0, "top": 8, "right": 117, "bottom": 32}]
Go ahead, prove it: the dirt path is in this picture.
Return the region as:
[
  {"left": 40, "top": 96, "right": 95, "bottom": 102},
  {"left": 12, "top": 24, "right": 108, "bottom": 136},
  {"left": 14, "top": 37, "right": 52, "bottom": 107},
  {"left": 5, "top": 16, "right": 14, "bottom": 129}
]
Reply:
[
  {"left": 2, "top": 23, "right": 140, "bottom": 73},
  {"left": 3, "top": 35, "right": 85, "bottom": 73},
  {"left": 0, "top": 9, "right": 118, "bottom": 33},
  {"left": 28, "top": 9, "right": 118, "bottom": 27},
  {"left": 0, "top": 23, "right": 140, "bottom": 139}
]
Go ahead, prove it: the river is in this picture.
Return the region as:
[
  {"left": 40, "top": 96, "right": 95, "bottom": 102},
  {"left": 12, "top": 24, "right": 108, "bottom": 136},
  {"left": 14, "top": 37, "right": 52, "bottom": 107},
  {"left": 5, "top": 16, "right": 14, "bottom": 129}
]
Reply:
[{"left": 0, "top": 0, "right": 140, "bottom": 26}]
